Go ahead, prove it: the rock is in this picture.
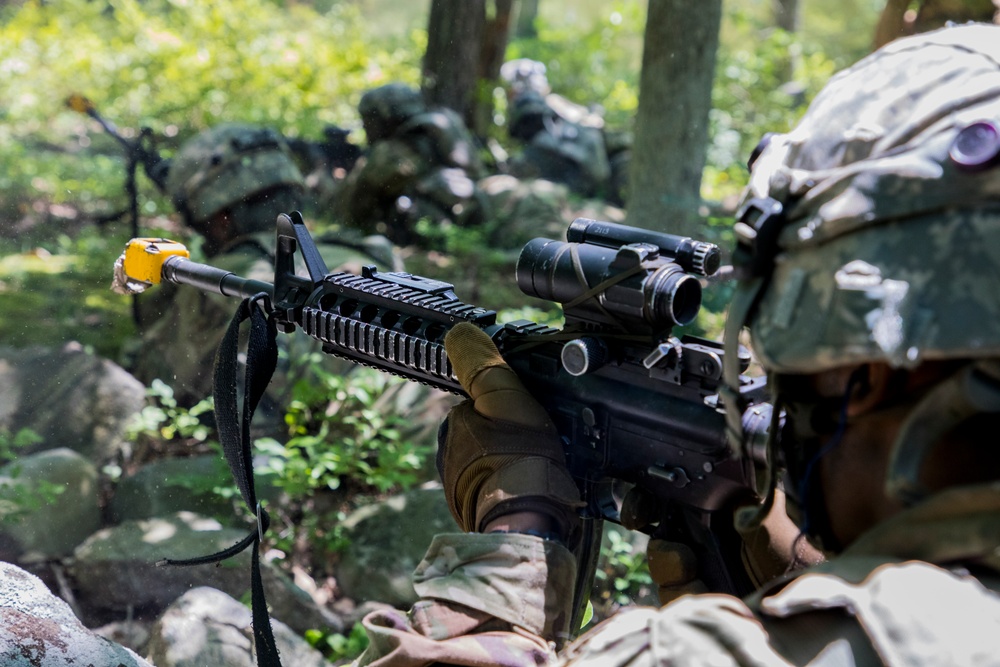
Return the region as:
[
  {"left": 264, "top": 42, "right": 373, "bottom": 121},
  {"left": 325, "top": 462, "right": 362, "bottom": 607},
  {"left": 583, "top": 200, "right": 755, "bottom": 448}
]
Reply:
[
  {"left": 0, "top": 343, "right": 145, "bottom": 463},
  {"left": 147, "top": 587, "right": 331, "bottom": 667},
  {"left": 109, "top": 455, "right": 239, "bottom": 525},
  {"left": 68, "top": 511, "right": 343, "bottom": 634},
  {"left": 336, "top": 487, "right": 456, "bottom": 607},
  {"left": 0, "top": 448, "right": 101, "bottom": 558},
  {"left": 92, "top": 620, "right": 152, "bottom": 657},
  {"left": 0, "top": 561, "right": 153, "bottom": 666}
]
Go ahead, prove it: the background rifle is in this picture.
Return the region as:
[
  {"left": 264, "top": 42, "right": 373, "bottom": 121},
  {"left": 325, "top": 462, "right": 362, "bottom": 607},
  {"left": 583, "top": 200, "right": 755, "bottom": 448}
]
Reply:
[
  {"left": 284, "top": 125, "right": 362, "bottom": 176},
  {"left": 70, "top": 94, "right": 170, "bottom": 326},
  {"left": 114, "top": 212, "right": 771, "bottom": 632}
]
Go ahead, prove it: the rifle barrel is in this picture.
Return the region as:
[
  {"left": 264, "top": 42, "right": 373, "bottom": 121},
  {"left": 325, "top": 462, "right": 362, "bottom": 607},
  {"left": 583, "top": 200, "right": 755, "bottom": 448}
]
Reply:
[{"left": 162, "top": 256, "right": 274, "bottom": 300}]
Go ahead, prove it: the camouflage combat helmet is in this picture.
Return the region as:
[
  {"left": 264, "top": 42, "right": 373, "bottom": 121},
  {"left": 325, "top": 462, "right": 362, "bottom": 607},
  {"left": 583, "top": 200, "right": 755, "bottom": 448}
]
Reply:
[
  {"left": 165, "top": 123, "right": 304, "bottom": 235},
  {"left": 723, "top": 23, "right": 1000, "bottom": 508},
  {"left": 500, "top": 58, "right": 550, "bottom": 97},
  {"left": 358, "top": 84, "right": 427, "bottom": 142}
]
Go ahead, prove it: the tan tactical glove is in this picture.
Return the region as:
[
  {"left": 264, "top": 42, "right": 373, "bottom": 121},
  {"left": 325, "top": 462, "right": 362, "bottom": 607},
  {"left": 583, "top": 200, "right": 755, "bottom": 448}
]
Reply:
[{"left": 438, "top": 322, "right": 583, "bottom": 545}]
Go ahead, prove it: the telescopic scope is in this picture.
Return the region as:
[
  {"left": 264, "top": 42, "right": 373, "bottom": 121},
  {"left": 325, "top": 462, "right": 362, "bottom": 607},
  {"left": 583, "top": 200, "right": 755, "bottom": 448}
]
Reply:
[{"left": 516, "top": 219, "right": 717, "bottom": 332}]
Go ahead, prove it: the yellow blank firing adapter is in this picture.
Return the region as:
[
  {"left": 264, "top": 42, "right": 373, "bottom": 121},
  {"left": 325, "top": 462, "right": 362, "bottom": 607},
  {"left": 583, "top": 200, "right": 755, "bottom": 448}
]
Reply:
[
  {"left": 112, "top": 238, "right": 190, "bottom": 296},
  {"left": 66, "top": 94, "right": 95, "bottom": 114},
  {"left": 124, "top": 238, "right": 190, "bottom": 283}
]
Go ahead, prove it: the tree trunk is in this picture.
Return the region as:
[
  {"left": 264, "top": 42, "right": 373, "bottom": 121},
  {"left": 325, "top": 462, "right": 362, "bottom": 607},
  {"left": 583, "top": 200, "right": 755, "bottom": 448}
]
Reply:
[
  {"left": 626, "top": 0, "right": 722, "bottom": 238},
  {"left": 515, "top": 0, "right": 540, "bottom": 38},
  {"left": 773, "top": 0, "right": 800, "bottom": 32},
  {"left": 912, "top": 0, "right": 996, "bottom": 32},
  {"left": 473, "top": 0, "right": 515, "bottom": 136},
  {"left": 875, "top": 0, "right": 997, "bottom": 49},
  {"left": 873, "top": 0, "right": 911, "bottom": 49},
  {"left": 772, "top": 0, "right": 800, "bottom": 82},
  {"left": 422, "top": 0, "right": 486, "bottom": 122}
]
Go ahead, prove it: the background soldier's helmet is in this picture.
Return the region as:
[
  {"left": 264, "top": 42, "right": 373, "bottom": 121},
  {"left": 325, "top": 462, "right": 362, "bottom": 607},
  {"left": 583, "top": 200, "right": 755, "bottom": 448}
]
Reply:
[
  {"left": 736, "top": 23, "right": 1000, "bottom": 375},
  {"left": 500, "top": 60, "right": 553, "bottom": 141},
  {"left": 165, "top": 123, "right": 304, "bottom": 236},
  {"left": 358, "top": 83, "right": 427, "bottom": 143},
  {"left": 500, "top": 58, "right": 550, "bottom": 97}
]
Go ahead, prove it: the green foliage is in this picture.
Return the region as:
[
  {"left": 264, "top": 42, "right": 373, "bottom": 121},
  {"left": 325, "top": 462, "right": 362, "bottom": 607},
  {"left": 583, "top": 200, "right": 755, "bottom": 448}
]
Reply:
[
  {"left": 0, "top": 0, "right": 422, "bottom": 221},
  {"left": 506, "top": 2, "right": 644, "bottom": 128},
  {"left": 259, "top": 362, "right": 426, "bottom": 496},
  {"left": 305, "top": 622, "right": 370, "bottom": 663},
  {"left": 0, "top": 427, "right": 65, "bottom": 525},
  {"left": 255, "top": 357, "right": 430, "bottom": 561},
  {"left": 591, "top": 529, "right": 653, "bottom": 622},
  {"left": 706, "top": 16, "right": 838, "bottom": 201},
  {"left": 0, "top": 427, "right": 43, "bottom": 465},
  {"left": 123, "top": 381, "right": 240, "bottom": 508},
  {"left": 0, "top": 231, "right": 135, "bottom": 356},
  {"left": 128, "top": 379, "right": 216, "bottom": 443}
]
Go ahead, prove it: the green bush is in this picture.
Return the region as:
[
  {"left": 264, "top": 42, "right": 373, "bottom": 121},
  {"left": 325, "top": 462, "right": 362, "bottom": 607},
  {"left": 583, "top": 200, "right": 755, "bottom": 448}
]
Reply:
[
  {"left": 0, "top": 427, "right": 65, "bottom": 525},
  {"left": 255, "top": 357, "right": 431, "bottom": 562},
  {"left": 0, "top": 0, "right": 421, "bottom": 221}
]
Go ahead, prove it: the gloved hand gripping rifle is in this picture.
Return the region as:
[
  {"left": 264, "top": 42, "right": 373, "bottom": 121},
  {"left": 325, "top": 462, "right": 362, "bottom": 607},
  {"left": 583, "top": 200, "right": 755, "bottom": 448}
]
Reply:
[{"left": 114, "top": 212, "right": 771, "bottom": 631}]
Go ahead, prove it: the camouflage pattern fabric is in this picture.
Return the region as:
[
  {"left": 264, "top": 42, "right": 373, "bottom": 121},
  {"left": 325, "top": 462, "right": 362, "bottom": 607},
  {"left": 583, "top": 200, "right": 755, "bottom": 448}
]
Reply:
[
  {"left": 741, "top": 24, "right": 1000, "bottom": 374},
  {"left": 353, "top": 532, "right": 574, "bottom": 667},
  {"left": 506, "top": 90, "right": 620, "bottom": 204},
  {"left": 339, "top": 96, "right": 488, "bottom": 246},
  {"left": 165, "top": 124, "right": 304, "bottom": 232},
  {"left": 354, "top": 483, "right": 1000, "bottom": 667}
]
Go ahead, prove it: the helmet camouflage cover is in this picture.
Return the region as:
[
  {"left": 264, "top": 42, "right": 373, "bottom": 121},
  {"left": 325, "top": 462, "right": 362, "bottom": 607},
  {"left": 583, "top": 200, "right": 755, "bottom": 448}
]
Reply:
[
  {"left": 739, "top": 23, "right": 1000, "bottom": 375},
  {"left": 500, "top": 58, "right": 551, "bottom": 96},
  {"left": 358, "top": 84, "right": 427, "bottom": 141},
  {"left": 165, "top": 123, "right": 304, "bottom": 229}
]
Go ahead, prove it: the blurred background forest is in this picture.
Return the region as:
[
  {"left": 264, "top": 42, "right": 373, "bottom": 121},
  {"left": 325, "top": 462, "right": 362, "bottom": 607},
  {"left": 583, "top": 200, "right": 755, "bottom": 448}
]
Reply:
[
  {"left": 0, "top": 0, "right": 892, "bottom": 354},
  {"left": 1, "top": 0, "right": 997, "bottom": 661}
]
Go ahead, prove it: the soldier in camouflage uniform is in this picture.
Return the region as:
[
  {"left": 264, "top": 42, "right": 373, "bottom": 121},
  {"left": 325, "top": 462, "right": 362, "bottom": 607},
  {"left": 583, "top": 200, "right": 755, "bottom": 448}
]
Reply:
[
  {"left": 131, "top": 124, "right": 455, "bottom": 441},
  {"left": 351, "top": 24, "right": 1000, "bottom": 666},
  {"left": 337, "top": 83, "right": 489, "bottom": 247},
  {"left": 500, "top": 59, "right": 630, "bottom": 207}
]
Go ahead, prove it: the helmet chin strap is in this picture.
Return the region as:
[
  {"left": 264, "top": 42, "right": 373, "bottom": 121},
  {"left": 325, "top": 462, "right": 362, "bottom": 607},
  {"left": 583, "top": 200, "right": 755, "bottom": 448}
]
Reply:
[{"left": 886, "top": 359, "right": 1000, "bottom": 505}]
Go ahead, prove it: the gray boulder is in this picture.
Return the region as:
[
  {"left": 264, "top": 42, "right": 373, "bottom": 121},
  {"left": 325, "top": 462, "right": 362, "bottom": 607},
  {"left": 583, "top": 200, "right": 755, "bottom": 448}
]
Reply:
[
  {"left": 336, "top": 486, "right": 456, "bottom": 607},
  {"left": 109, "top": 454, "right": 238, "bottom": 525},
  {"left": 0, "top": 342, "right": 146, "bottom": 463},
  {"left": 0, "top": 447, "right": 101, "bottom": 558},
  {"left": 68, "top": 511, "right": 343, "bottom": 635},
  {"left": 147, "top": 587, "right": 331, "bottom": 667},
  {"left": 0, "top": 561, "right": 152, "bottom": 666}
]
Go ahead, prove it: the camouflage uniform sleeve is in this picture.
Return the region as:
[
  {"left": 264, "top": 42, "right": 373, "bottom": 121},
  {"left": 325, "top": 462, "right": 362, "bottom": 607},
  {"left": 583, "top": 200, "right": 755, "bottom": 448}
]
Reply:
[
  {"left": 557, "top": 594, "right": 794, "bottom": 667},
  {"left": 353, "top": 532, "right": 577, "bottom": 667},
  {"left": 340, "top": 141, "right": 423, "bottom": 232}
]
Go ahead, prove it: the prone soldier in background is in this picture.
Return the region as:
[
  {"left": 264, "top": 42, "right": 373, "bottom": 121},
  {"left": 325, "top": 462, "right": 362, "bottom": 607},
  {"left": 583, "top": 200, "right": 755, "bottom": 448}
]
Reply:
[
  {"left": 351, "top": 24, "right": 1000, "bottom": 666},
  {"left": 337, "top": 83, "right": 488, "bottom": 247},
  {"left": 500, "top": 58, "right": 631, "bottom": 207},
  {"left": 130, "top": 124, "right": 454, "bottom": 441}
]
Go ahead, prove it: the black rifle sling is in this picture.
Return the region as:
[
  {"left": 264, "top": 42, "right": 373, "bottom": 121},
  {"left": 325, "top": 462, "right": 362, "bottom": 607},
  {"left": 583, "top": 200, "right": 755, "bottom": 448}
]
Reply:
[{"left": 158, "top": 293, "right": 282, "bottom": 666}]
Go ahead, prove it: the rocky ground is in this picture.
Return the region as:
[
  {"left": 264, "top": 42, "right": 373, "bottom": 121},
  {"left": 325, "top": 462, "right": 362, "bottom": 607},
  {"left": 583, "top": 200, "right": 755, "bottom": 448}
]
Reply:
[{"left": 0, "top": 343, "right": 464, "bottom": 666}]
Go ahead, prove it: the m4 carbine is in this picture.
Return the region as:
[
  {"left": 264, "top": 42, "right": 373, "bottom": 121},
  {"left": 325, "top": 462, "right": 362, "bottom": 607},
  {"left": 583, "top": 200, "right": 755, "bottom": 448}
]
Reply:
[{"left": 114, "top": 212, "right": 771, "bottom": 625}]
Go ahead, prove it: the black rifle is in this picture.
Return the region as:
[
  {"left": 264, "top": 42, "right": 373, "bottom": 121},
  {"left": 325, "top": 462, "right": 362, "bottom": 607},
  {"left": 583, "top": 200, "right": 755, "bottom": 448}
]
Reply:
[
  {"left": 121, "top": 212, "right": 771, "bottom": 632},
  {"left": 284, "top": 125, "right": 362, "bottom": 176},
  {"left": 70, "top": 94, "right": 171, "bottom": 326}
]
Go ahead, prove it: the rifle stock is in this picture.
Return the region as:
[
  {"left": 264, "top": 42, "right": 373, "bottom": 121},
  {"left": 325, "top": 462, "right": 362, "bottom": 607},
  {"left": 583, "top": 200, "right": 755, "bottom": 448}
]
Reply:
[{"left": 120, "top": 211, "right": 771, "bottom": 628}]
